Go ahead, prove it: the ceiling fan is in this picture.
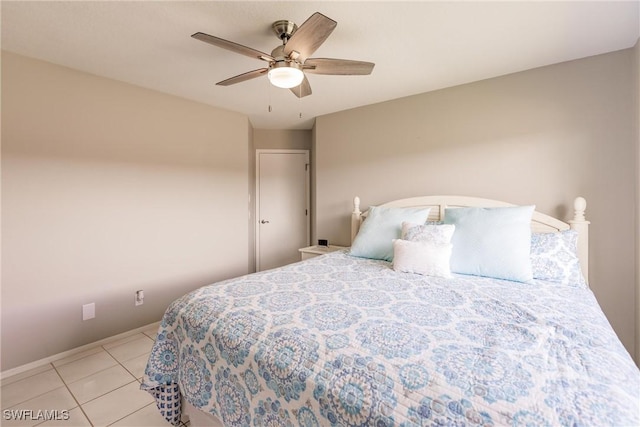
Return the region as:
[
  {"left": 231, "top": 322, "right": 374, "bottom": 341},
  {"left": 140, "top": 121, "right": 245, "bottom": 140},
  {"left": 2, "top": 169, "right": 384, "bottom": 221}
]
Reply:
[{"left": 191, "top": 12, "right": 375, "bottom": 98}]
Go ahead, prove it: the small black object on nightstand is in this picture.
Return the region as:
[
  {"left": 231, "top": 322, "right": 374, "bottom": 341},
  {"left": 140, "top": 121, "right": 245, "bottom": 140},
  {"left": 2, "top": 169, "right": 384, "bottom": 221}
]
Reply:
[{"left": 318, "top": 239, "right": 328, "bottom": 247}]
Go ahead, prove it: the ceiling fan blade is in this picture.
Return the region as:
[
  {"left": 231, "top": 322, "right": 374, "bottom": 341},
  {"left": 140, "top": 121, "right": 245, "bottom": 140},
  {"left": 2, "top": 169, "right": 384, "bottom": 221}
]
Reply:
[
  {"left": 192, "top": 32, "right": 274, "bottom": 62},
  {"left": 284, "top": 12, "right": 336, "bottom": 63},
  {"left": 304, "top": 58, "right": 375, "bottom": 75},
  {"left": 290, "top": 75, "right": 312, "bottom": 98},
  {"left": 217, "top": 68, "right": 268, "bottom": 86}
]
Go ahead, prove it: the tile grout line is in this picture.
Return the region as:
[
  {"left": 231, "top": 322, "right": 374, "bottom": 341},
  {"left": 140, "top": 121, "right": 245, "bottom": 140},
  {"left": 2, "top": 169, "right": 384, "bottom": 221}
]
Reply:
[
  {"left": 0, "top": 364, "right": 59, "bottom": 409},
  {"left": 48, "top": 363, "right": 95, "bottom": 427},
  {"left": 3, "top": 331, "right": 167, "bottom": 426},
  {"left": 63, "top": 341, "right": 145, "bottom": 407},
  {"left": 54, "top": 340, "right": 150, "bottom": 426},
  {"left": 55, "top": 354, "right": 136, "bottom": 406},
  {"left": 56, "top": 352, "right": 120, "bottom": 385}
]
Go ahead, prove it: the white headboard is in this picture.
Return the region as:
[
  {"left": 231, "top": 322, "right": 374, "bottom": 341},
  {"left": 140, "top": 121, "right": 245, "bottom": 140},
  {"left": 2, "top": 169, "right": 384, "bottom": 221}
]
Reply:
[{"left": 350, "top": 195, "right": 590, "bottom": 282}]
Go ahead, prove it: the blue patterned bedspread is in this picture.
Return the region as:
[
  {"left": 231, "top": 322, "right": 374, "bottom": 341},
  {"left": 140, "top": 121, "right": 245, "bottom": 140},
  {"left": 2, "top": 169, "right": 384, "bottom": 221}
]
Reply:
[{"left": 141, "top": 251, "right": 640, "bottom": 426}]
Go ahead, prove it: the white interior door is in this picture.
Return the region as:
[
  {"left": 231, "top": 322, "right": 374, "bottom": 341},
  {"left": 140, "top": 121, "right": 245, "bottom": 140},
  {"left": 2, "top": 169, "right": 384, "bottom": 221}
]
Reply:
[{"left": 256, "top": 150, "right": 310, "bottom": 271}]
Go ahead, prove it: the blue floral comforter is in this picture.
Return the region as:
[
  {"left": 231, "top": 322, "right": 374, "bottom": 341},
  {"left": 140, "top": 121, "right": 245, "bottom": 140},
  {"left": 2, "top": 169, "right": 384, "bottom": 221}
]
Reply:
[{"left": 141, "top": 250, "right": 640, "bottom": 426}]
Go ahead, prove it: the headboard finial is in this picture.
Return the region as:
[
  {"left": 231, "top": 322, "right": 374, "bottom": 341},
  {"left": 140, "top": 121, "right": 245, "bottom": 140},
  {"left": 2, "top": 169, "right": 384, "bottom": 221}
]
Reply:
[
  {"left": 569, "top": 196, "right": 589, "bottom": 285},
  {"left": 351, "top": 196, "right": 363, "bottom": 243},
  {"left": 573, "top": 196, "right": 587, "bottom": 221}
]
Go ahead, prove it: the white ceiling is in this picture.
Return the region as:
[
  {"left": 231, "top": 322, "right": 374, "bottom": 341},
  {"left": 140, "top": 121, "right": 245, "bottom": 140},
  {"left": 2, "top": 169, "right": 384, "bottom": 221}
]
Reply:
[{"left": 2, "top": 1, "right": 639, "bottom": 130}]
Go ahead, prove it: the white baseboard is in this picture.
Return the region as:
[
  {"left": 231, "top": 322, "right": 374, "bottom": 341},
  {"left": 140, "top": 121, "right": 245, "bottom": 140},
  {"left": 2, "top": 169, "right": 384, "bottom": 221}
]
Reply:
[{"left": 1, "top": 321, "right": 161, "bottom": 381}]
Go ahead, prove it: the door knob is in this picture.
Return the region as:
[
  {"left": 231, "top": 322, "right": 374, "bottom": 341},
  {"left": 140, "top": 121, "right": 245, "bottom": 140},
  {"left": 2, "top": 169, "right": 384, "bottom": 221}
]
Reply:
[{"left": 261, "top": 220, "right": 270, "bottom": 224}]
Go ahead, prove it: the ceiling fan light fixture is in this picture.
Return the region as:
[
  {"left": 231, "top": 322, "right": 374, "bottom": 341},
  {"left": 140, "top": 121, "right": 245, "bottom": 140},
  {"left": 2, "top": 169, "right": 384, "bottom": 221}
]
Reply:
[{"left": 268, "top": 63, "right": 304, "bottom": 88}]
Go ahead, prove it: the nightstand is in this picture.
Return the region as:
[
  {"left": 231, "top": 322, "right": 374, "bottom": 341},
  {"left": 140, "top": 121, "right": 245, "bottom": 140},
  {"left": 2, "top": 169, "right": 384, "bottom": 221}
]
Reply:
[{"left": 299, "top": 245, "right": 347, "bottom": 260}]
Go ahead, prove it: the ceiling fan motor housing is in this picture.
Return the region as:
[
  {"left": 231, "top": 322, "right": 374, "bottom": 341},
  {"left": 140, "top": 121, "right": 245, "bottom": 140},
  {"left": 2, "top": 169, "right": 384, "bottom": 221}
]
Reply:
[
  {"left": 271, "top": 20, "right": 298, "bottom": 41},
  {"left": 270, "top": 45, "right": 300, "bottom": 63}
]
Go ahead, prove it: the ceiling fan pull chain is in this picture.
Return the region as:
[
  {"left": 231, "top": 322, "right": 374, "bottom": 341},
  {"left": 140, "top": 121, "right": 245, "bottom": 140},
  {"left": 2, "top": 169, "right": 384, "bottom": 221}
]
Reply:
[
  {"left": 268, "top": 78, "right": 273, "bottom": 112},
  {"left": 298, "top": 85, "right": 301, "bottom": 118}
]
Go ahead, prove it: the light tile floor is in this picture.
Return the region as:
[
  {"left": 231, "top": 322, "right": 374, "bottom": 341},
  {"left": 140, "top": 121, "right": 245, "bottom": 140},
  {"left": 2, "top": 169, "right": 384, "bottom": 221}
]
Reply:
[{"left": 1, "top": 326, "right": 187, "bottom": 427}]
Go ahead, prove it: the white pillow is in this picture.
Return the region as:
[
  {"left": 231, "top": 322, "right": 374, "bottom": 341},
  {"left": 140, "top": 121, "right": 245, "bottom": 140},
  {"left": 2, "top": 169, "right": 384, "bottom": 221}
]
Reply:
[
  {"left": 444, "top": 205, "right": 535, "bottom": 283},
  {"left": 402, "top": 222, "right": 455, "bottom": 244},
  {"left": 350, "top": 206, "right": 431, "bottom": 261},
  {"left": 392, "top": 239, "right": 453, "bottom": 278}
]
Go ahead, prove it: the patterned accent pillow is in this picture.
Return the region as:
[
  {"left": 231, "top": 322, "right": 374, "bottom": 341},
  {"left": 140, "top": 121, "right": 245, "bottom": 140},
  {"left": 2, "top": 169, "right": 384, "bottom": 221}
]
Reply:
[
  {"left": 392, "top": 239, "right": 453, "bottom": 278},
  {"left": 401, "top": 222, "right": 455, "bottom": 244},
  {"left": 530, "top": 230, "right": 587, "bottom": 288}
]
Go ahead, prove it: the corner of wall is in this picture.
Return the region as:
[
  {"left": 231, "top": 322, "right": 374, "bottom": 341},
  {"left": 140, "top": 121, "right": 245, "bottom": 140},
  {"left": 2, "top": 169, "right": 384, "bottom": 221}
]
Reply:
[
  {"left": 248, "top": 123, "right": 256, "bottom": 273},
  {"left": 634, "top": 37, "right": 640, "bottom": 366},
  {"left": 311, "top": 125, "right": 317, "bottom": 244}
]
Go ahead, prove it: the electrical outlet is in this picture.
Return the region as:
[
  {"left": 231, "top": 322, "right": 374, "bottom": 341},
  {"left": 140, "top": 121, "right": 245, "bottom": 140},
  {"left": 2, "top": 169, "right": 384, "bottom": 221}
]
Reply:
[
  {"left": 82, "top": 303, "right": 95, "bottom": 321},
  {"left": 135, "top": 290, "right": 144, "bottom": 306}
]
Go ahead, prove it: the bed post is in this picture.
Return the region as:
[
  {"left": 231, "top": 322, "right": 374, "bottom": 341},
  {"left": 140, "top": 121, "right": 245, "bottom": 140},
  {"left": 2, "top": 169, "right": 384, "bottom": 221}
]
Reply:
[
  {"left": 351, "top": 196, "right": 362, "bottom": 244},
  {"left": 569, "top": 197, "right": 590, "bottom": 285}
]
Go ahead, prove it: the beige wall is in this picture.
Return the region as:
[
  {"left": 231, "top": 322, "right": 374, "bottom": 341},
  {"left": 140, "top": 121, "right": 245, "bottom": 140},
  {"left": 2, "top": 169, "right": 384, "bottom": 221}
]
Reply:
[
  {"left": 635, "top": 38, "right": 640, "bottom": 363},
  {"left": 253, "top": 129, "right": 312, "bottom": 151},
  {"left": 315, "top": 48, "right": 638, "bottom": 360},
  {"left": 1, "top": 52, "right": 251, "bottom": 370}
]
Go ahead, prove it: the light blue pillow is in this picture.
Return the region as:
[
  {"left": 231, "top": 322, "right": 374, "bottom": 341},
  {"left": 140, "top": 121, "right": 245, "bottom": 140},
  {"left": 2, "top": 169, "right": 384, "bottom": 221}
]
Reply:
[
  {"left": 350, "top": 206, "right": 431, "bottom": 261},
  {"left": 444, "top": 205, "right": 535, "bottom": 282}
]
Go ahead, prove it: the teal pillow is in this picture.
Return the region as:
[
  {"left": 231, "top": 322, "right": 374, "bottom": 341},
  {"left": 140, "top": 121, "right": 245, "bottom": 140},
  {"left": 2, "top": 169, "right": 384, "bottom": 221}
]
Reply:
[
  {"left": 350, "top": 206, "right": 431, "bottom": 261},
  {"left": 444, "top": 205, "right": 535, "bottom": 282}
]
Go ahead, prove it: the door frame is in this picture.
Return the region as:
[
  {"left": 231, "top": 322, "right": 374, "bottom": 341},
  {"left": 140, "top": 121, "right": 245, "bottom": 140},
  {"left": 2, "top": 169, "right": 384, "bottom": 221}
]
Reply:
[{"left": 255, "top": 149, "right": 310, "bottom": 271}]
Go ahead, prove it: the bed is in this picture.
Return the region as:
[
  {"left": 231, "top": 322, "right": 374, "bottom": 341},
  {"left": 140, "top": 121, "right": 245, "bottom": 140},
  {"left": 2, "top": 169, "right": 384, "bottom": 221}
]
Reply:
[{"left": 141, "top": 195, "right": 640, "bottom": 427}]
